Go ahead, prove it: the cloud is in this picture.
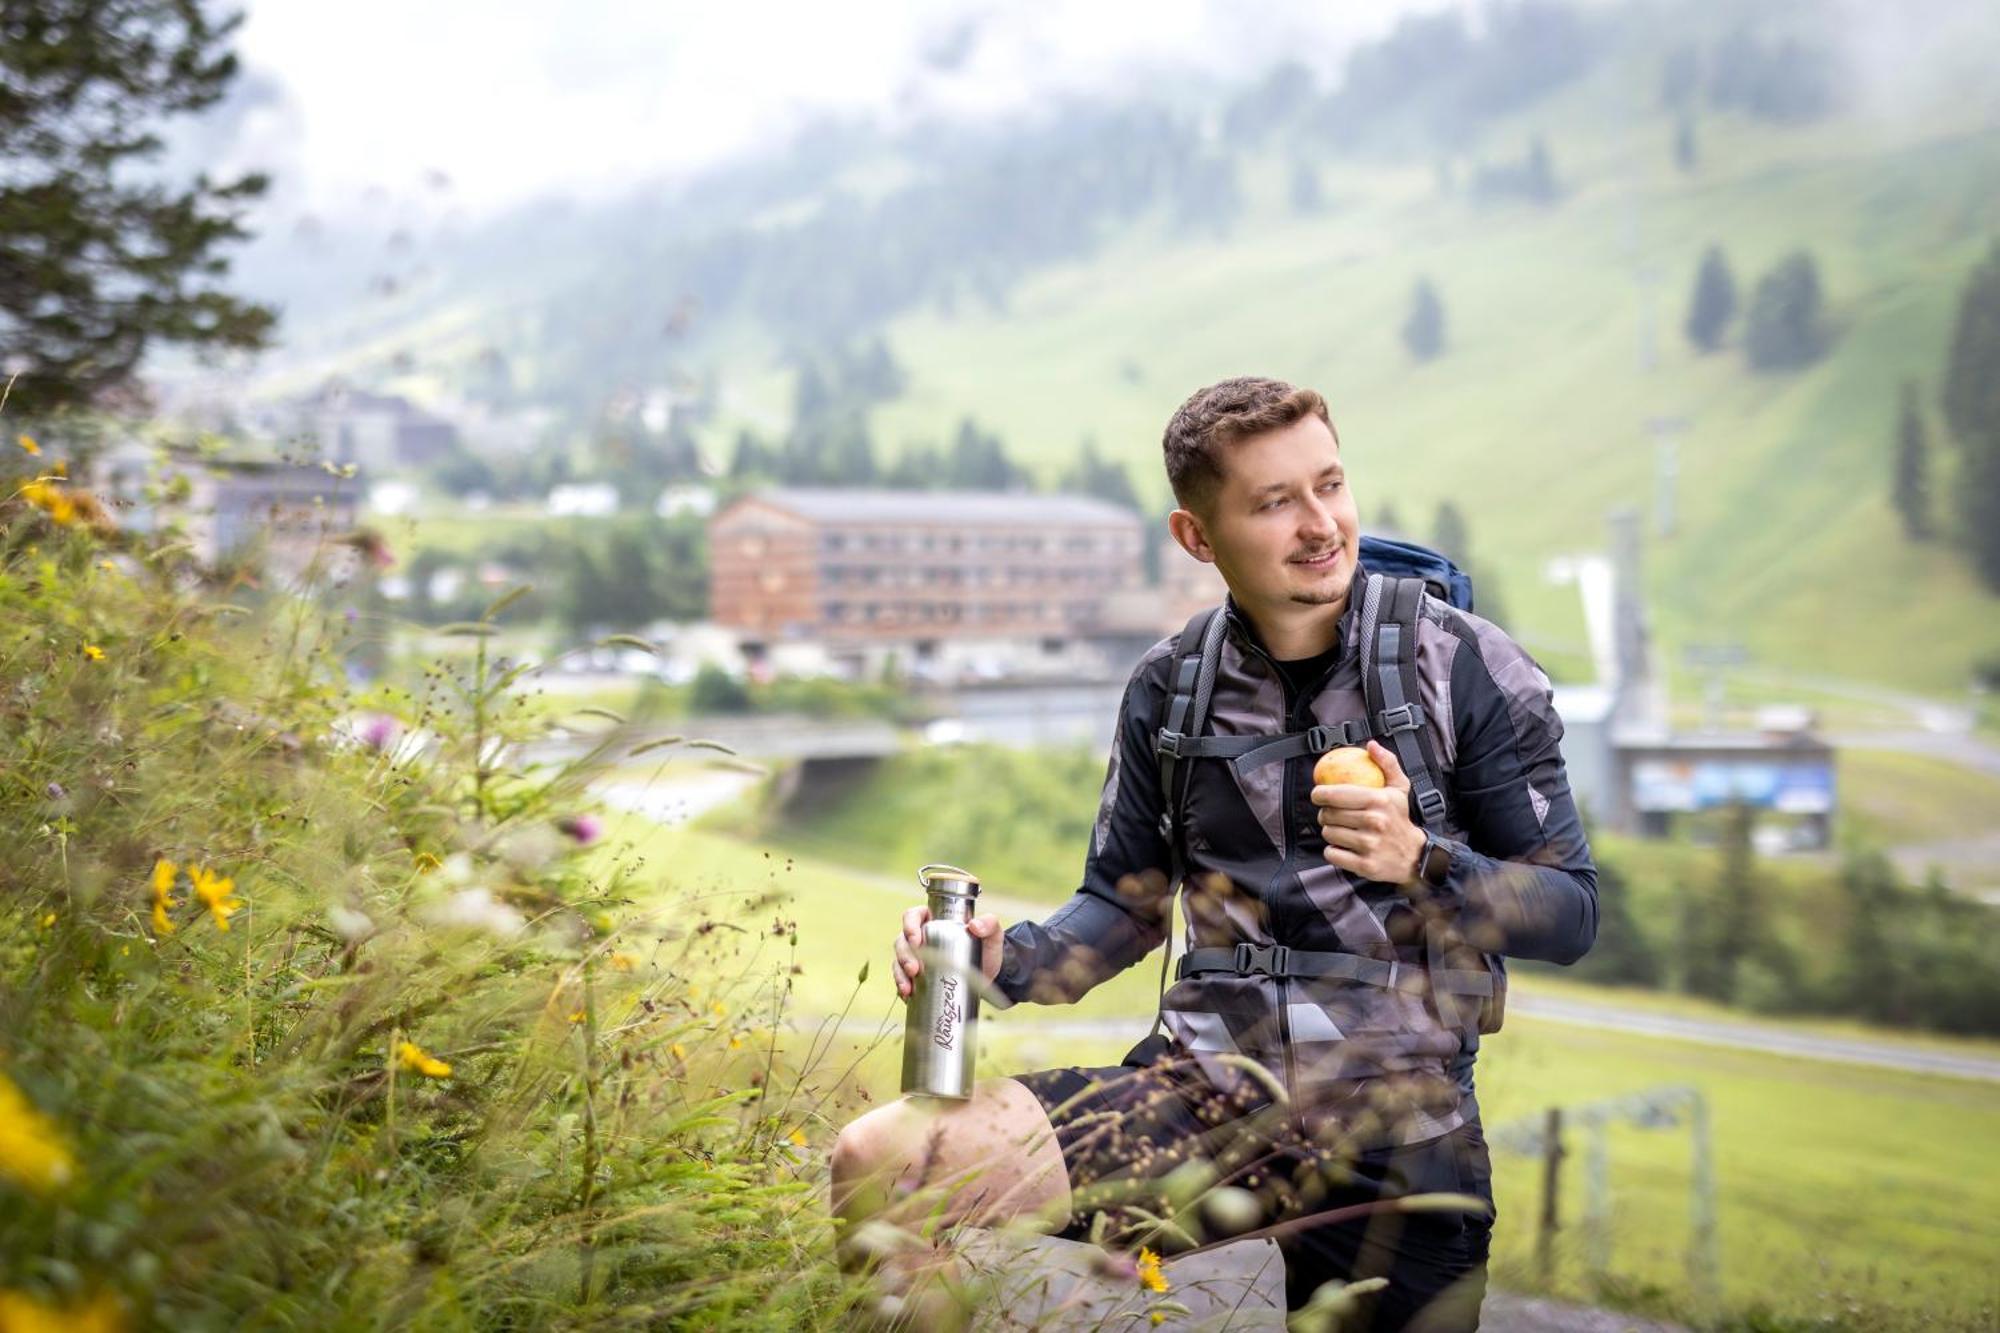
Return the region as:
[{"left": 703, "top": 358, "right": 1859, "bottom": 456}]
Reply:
[{"left": 227, "top": 0, "right": 1408, "bottom": 220}]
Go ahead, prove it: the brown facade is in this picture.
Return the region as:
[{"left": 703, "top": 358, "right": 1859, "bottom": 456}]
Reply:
[{"left": 710, "top": 491, "right": 1147, "bottom": 642}]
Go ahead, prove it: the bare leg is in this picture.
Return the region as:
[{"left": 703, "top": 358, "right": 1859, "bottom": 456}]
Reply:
[{"left": 830, "top": 1076, "right": 1071, "bottom": 1269}]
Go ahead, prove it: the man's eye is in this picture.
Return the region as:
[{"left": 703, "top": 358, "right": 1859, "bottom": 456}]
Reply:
[
  {"left": 1320, "top": 481, "right": 1343, "bottom": 494},
  {"left": 1260, "top": 498, "right": 1286, "bottom": 512}
]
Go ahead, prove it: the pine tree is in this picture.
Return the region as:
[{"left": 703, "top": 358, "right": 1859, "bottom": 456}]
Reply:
[
  {"left": 1430, "top": 500, "right": 1470, "bottom": 565},
  {"left": 1685, "top": 245, "right": 1737, "bottom": 352},
  {"left": 1060, "top": 438, "right": 1140, "bottom": 512},
  {"left": 1674, "top": 115, "right": 1699, "bottom": 172},
  {"left": 1403, "top": 278, "right": 1446, "bottom": 362},
  {"left": 1941, "top": 241, "right": 2000, "bottom": 589},
  {"left": 1743, "top": 251, "right": 1830, "bottom": 371},
  {"left": 0, "top": 2, "right": 275, "bottom": 417},
  {"left": 1706, "top": 802, "right": 1762, "bottom": 1004},
  {"left": 1942, "top": 240, "right": 2000, "bottom": 448},
  {"left": 1893, "top": 380, "right": 1933, "bottom": 540},
  {"left": 1568, "top": 858, "right": 1662, "bottom": 988}
]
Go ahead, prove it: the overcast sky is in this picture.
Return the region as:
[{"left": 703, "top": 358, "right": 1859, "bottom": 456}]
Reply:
[{"left": 215, "top": 1, "right": 1418, "bottom": 221}]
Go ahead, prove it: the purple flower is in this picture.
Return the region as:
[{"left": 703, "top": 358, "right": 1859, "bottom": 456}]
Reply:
[
  {"left": 557, "top": 813, "right": 604, "bottom": 846},
  {"left": 345, "top": 607, "right": 360, "bottom": 624},
  {"left": 358, "top": 713, "right": 401, "bottom": 750},
  {"left": 45, "top": 782, "right": 67, "bottom": 801}
]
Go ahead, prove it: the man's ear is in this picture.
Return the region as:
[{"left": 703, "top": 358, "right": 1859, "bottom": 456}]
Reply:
[{"left": 1167, "top": 507, "right": 1215, "bottom": 564}]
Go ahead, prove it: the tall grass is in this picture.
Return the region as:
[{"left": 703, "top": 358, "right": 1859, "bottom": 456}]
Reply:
[{"left": 0, "top": 452, "right": 890, "bottom": 1329}]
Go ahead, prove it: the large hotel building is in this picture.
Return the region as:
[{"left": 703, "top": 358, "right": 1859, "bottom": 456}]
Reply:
[{"left": 706, "top": 487, "right": 1221, "bottom": 677}]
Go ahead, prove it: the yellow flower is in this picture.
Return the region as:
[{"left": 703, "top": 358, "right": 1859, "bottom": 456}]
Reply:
[
  {"left": 37, "top": 912, "right": 55, "bottom": 930},
  {"left": 395, "top": 1040, "right": 452, "bottom": 1079},
  {"left": 16, "top": 434, "right": 39, "bottom": 456},
  {"left": 609, "top": 952, "right": 635, "bottom": 973},
  {"left": 149, "top": 860, "right": 179, "bottom": 936},
  {"left": 787, "top": 1128, "right": 808, "bottom": 1148},
  {"left": 0, "top": 1073, "right": 77, "bottom": 1195},
  {"left": 412, "top": 850, "right": 441, "bottom": 873},
  {"left": 19, "top": 480, "right": 76, "bottom": 526},
  {"left": 0, "top": 1288, "right": 125, "bottom": 1333},
  {"left": 81, "top": 644, "right": 104, "bottom": 662},
  {"left": 1136, "top": 1247, "right": 1168, "bottom": 1294},
  {"left": 710, "top": 1000, "right": 726, "bottom": 1017},
  {"left": 189, "top": 865, "right": 242, "bottom": 932},
  {"left": 670, "top": 1043, "right": 686, "bottom": 1061},
  {"left": 728, "top": 1035, "right": 743, "bottom": 1050},
  {"left": 567, "top": 1010, "right": 586, "bottom": 1025},
  {"left": 1150, "top": 1315, "right": 1165, "bottom": 1327}
]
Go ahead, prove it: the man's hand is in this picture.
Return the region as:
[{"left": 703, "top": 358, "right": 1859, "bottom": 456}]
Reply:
[
  {"left": 893, "top": 904, "right": 1005, "bottom": 1003},
  {"left": 1313, "top": 739, "right": 1426, "bottom": 887}
]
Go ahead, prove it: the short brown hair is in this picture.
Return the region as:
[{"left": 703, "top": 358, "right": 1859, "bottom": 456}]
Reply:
[{"left": 1162, "top": 376, "right": 1336, "bottom": 512}]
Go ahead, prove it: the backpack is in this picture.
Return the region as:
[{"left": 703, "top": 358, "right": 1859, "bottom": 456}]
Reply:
[{"left": 1146, "top": 535, "right": 1506, "bottom": 1050}]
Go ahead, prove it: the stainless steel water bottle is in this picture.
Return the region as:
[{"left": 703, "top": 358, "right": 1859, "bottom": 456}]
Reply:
[{"left": 900, "top": 863, "right": 983, "bottom": 1100}]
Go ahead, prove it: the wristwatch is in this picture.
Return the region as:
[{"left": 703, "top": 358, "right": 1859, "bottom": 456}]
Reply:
[{"left": 1415, "top": 829, "right": 1453, "bottom": 889}]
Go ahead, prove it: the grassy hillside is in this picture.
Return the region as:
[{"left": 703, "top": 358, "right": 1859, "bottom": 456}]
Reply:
[
  {"left": 846, "top": 88, "right": 2000, "bottom": 696},
  {"left": 611, "top": 815, "right": 2000, "bottom": 1331}
]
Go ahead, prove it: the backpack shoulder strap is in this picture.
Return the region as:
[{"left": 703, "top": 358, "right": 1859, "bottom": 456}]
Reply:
[
  {"left": 1359, "top": 572, "right": 1450, "bottom": 829},
  {"left": 1149, "top": 604, "right": 1227, "bottom": 1038}
]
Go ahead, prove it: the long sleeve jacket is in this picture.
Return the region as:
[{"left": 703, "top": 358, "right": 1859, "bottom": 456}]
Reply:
[{"left": 990, "top": 571, "right": 1598, "bottom": 1144}]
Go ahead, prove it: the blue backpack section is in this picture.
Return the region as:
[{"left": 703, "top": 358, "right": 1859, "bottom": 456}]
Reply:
[{"left": 1356, "top": 534, "right": 1475, "bottom": 613}]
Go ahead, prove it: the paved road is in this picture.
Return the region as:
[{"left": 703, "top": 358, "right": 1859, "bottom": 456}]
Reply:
[
  {"left": 821, "top": 987, "right": 2000, "bottom": 1085},
  {"left": 1503, "top": 991, "right": 2000, "bottom": 1083}
]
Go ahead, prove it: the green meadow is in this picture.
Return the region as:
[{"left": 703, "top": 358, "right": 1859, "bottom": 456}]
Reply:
[{"left": 606, "top": 810, "right": 2000, "bottom": 1330}]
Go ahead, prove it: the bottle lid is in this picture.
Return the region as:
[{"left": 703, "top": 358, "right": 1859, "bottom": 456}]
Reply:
[{"left": 918, "top": 863, "right": 980, "bottom": 898}]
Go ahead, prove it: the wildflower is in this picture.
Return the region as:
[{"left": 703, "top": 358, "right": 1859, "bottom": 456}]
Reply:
[
  {"left": 556, "top": 813, "right": 603, "bottom": 846},
  {"left": 44, "top": 783, "right": 65, "bottom": 801},
  {"left": 568, "top": 1010, "right": 586, "bottom": 1025},
  {"left": 0, "top": 1288, "right": 125, "bottom": 1333},
  {"left": 670, "top": 1043, "right": 686, "bottom": 1061},
  {"left": 16, "top": 433, "right": 39, "bottom": 456},
  {"left": 0, "top": 1073, "right": 77, "bottom": 1194},
  {"left": 358, "top": 713, "right": 400, "bottom": 750},
  {"left": 189, "top": 865, "right": 242, "bottom": 932},
  {"left": 37, "top": 912, "right": 55, "bottom": 930},
  {"left": 1150, "top": 1315, "right": 1165, "bottom": 1327},
  {"left": 426, "top": 887, "right": 524, "bottom": 938},
  {"left": 150, "top": 858, "right": 178, "bottom": 936},
  {"left": 412, "top": 849, "right": 441, "bottom": 873},
  {"left": 396, "top": 1040, "right": 452, "bottom": 1079},
  {"left": 710, "top": 1001, "right": 726, "bottom": 1017},
  {"left": 787, "top": 1128, "right": 808, "bottom": 1147},
  {"left": 728, "top": 1035, "right": 743, "bottom": 1050},
  {"left": 81, "top": 644, "right": 104, "bottom": 662},
  {"left": 19, "top": 480, "right": 76, "bottom": 527},
  {"left": 609, "top": 952, "right": 635, "bottom": 973},
  {"left": 1136, "top": 1247, "right": 1168, "bottom": 1294}
]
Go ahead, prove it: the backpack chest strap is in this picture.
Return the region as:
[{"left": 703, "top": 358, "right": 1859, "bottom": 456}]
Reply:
[{"left": 1176, "top": 944, "right": 1493, "bottom": 996}]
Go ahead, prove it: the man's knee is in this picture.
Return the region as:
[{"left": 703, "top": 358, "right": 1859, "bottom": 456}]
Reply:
[{"left": 831, "top": 1078, "right": 1066, "bottom": 1220}]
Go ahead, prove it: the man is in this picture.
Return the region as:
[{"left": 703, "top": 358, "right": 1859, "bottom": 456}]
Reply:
[{"left": 831, "top": 377, "right": 1598, "bottom": 1330}]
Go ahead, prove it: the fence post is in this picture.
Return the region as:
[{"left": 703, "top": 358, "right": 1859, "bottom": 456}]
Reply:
[{"left": 1536, "top": 1106, "right": 1565, "bottom": 1287}]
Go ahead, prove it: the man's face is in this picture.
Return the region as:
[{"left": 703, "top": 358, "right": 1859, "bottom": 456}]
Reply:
[{"left": 1176, "top": 413, "right": 1361, "bottom": 619}]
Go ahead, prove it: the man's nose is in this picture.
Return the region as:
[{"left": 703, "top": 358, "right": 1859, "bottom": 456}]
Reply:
[{"left": 1300, "top": 493, "right": 1339, "bottom": 539}]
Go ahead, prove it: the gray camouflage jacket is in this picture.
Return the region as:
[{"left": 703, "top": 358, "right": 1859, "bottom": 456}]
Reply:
[{"left": 991, "top": 567, "right": 1599, "bottom": 1146}]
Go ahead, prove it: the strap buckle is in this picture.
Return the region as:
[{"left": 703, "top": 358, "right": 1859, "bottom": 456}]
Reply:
[
  {"left": 1414, "top": 785, "right": 1449, "bottom": 825},
  {"left": 1303, "top": 723, "right": 1332, "bottom": 752},
  {"left": 1377, "top": 703, "right": 1425, "bottom": 734},
  {"left": 1232, "top": 943, "right": 1291, "bottom": 977},
  {"left": 1157, "top": 730, "right": 1186, "bottom": 758}
]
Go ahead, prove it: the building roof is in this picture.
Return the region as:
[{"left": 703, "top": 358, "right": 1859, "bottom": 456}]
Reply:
[{"left": 735, "top": 487, "right": 1143, "bottom": 528}]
